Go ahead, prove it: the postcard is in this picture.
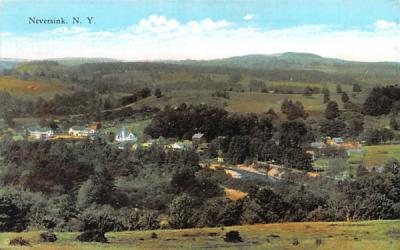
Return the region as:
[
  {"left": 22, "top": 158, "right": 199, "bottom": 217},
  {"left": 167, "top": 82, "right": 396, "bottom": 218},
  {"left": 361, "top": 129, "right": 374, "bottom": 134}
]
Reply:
[{"left": 0, "top": 0, "right": 399, "bottom": 249}]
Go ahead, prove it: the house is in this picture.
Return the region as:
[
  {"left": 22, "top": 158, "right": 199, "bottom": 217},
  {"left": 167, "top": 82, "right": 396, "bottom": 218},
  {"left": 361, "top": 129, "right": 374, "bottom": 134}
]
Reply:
[
  {"left": 142, "top": 139, "right": 156, "bottom": 149},
  {"left": 115, "top": 127, "right": 137, "bottom": 143},
  {"left": 192, "top": 133, "right": 206, "bottom": 145},
  {"left": 327, "top": 137, "right": 344, "bottom": 146},
  {"left": 332, "top": 137, "right": 344, "bottom": 145},
  {"left": 69, "top": 126, "right": 91, "bottom": 137},
  {"left": 28, "top": 128, "right": 54, "bottom": 140},
  {"left": 171, "top": 142, "right": 186, "bottom": 151},
  {"left": 311, "top": 142, "right": 326, "bottom": 149}
]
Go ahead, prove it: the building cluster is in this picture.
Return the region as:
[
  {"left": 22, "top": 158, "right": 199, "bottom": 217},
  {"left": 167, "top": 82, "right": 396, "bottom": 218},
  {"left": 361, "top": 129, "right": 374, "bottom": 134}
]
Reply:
[
  {"left": 27, "top": 123, "right": 101, "bottom": 141},
  {"left": 27, "top": 124, "right": 209, "bottom": 154},
  {"left": 307, "top": 136, "right": 362, "bottom": 160}
]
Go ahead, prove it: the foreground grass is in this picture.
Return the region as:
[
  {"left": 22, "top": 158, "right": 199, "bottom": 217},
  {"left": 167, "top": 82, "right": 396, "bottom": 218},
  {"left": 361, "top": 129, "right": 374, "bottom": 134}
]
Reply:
[{"left": 0, "top": 220, "right": 399, "bottom": 250}]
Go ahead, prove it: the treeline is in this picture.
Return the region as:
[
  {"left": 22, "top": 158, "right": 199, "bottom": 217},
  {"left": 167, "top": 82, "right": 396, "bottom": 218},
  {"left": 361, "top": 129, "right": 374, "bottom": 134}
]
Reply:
[
  {"left": 7, "top": 60, "right": 360, "bottom": 93},
  {"left": 145, "top": 104, "right": 313, "bottom": 170},
  {"left": 363, "top": 85, "right": 400, "bottom": 116},
  {"left": 0, "top": 137, "right": 399, "bottom": 237},
  {"left": 0, "top": 87, "right": 157, "bottom": 122}
]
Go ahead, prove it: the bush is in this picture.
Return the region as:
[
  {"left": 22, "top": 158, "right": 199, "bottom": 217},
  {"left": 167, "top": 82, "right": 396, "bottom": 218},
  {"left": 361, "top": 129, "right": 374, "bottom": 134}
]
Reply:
[
  {"left": 224, "top": 231, "right": 243, "bottom": 243},
  {"left": 76, "top": 230, "right": 107, "bottom": 243},
  {"left": 0, "top": 189, "right": 32, "bottom": 232},
  {"left": 9, "top": 237, "right": 30, "bottom": 246},
  {"left": 40, "top": 231, "right": 57, "bottom": 242}
]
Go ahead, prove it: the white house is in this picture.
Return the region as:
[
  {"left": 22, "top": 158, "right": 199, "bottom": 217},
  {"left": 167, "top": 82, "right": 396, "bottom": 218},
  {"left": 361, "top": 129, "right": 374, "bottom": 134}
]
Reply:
[
  {"left": 115, "top": 127, "right": 137, "bottom": 143},
  {"left": 332, "top": 137, "right": 344, "bottom": 146},
  {"left": 171, "top": 142, "right": 186, "bottom": 151},
  {"left": 69, "top": 126, "right": 91, "bottom": 137},
  {"left": 28, "top": 128, "right": 54, "bottom": 140}
]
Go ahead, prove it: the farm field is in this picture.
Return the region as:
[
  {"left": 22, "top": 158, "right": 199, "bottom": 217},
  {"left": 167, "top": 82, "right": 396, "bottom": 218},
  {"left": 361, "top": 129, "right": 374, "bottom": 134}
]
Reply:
[
  {"left": 314, "top": 144, "right": 400, "bottom": 175},
  {"left": 226, "top": 92, "right": 325, "bottom": 114},
  {"left": 348, "top": 144, "right": 400, "bottom": 169},
  {"left": 0, "top": 76, "right": 73, "bottom": 99},
  {"left": 0, "top": 220, "right": 398, "bottom": 250}
]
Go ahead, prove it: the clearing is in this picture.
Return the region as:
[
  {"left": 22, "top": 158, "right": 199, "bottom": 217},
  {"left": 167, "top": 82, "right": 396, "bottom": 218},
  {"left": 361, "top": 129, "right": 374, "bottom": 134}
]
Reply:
[{"left": 0, "top": 220, "right": 398, "bottom": 249}]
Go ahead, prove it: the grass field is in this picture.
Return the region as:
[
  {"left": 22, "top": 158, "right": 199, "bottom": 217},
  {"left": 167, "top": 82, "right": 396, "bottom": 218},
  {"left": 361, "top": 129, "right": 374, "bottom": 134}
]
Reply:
[
  {"left": 314, "top": 144, "right": 400, "bottom": 175},
  {"left": 348, "top": 144, "right": 400, "bottom": 169},
  {"left": 0, "top": 76, "right": 72, "bottom": 99},
  {"left": 0, "top": 220, "right": 398, "bottom": 250},
  {"left": 226, "top": 92, "right": 325, "bottom": 115}
]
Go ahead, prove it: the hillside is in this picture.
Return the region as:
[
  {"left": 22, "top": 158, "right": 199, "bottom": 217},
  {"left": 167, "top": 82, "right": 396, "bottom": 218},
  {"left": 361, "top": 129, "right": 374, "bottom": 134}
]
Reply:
[
  {"left": 1, "top": 220, "right": 398, "bottom": 249},
  {"left": 0, "top": 59, "right": 26, "bottom": 72},
  {"left": 171, "top": 52, "right": 400, "bottom": 80}
]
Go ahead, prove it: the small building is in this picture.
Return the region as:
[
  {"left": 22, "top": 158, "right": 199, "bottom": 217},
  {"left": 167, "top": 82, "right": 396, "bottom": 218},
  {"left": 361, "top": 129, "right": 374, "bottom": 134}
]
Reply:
[
  {"left": 327, "top": 137, "right": 344, "bottom": 146},
  {"left": 192, "top": 133, "right": 206, "bottom": 145},
  {"left": 69, "top": 126, "right": 91, "bottom": 137},
  {"left": 332, "top": 137, "right": 344, "bottom": 144},
  {"left": 28, "top": 128, "right": 54, "bottom": 140},
  {"left": 142, "top": 139, "right": 156, "bottom": 149},
  {"left": 171, "top": 142, "right": 186, "bottom": 151},
  {"left": 311, "top": 142, "right": 326, "bottom": 149},
  {"left": 115, "top": 127, "right": 137, "bottom": 143}
]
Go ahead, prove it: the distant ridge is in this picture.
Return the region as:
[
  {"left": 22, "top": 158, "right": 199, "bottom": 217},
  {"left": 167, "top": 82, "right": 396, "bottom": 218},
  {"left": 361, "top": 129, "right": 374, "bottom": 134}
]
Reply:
[{"left": 2, "top": 52, "right": 399, "bottom": 76}]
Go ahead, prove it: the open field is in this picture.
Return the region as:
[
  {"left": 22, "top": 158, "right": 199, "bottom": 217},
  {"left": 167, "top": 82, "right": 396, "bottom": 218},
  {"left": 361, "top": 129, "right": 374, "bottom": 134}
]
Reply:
[
  {"left": 315, "top": 144, "right": 400, "bottom": 175},
  {"left": 226, "top": 92, "right": 325, "bottom": 115},
  {"left": 348, "top": 144, "right": 400, "bottom": 169},
  {"left": 0, "top": 76, "right": 72, "bottom": 99},
  {"left": 0, "top": 220, "right": 398, "bottom": 250}
]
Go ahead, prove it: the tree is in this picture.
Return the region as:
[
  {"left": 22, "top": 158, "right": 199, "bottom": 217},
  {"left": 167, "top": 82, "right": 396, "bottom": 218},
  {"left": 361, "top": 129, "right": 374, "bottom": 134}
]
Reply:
[
  {"left": 352, "top": 84, "right": 362, "bottom": 92},
  {"left": 341, "top": 92, "right": 350, "bottom": 103},
  {"left": 77, "top": 205, "right": 121, "bottom": 243},
  {"left": 169, "top": 193, "right": 197, "bottom": 229},
  {"left": 281, "top": 99, "right": 307, "bottom": 120},
  {"left": 242, "top": 188, "right": 286, "bottom": 224},
  {"left": 154, "top": 88, "right": 162, "bottom": 98},
  {"left": 0, "top": 189, "right": 32, "bottom": 232},
  {"left": 322, "top": 88, "right": 330, "bottom": 104},
  {"left": 76, "top": 167, "right": 115, "bottom": 209},
  {"left": 336, "top": 84, "right": 342, "bottom": 94},
  {"left": 228, "top": 73, "right": 243, "bottom": 84},
  {"left": 225, "top": 136, "right": 250, "bottom": 164},
  {"left": 390, "top": 117, "right": 399, "bottom": 130},
  {"left": 248, "top": 79, "right": 266, "bottom": 92},
  {"left": 325, "top": 101, "right": 339, "bottom": 120},
  {"left": 347, "top": 118, "right": 364, "bottom": 136},
  {"left": 303, "top": 86, "right": 313, "bottom": 96},
  {"left": 320, "top": 119, "right": 346, "bottom": 137}
]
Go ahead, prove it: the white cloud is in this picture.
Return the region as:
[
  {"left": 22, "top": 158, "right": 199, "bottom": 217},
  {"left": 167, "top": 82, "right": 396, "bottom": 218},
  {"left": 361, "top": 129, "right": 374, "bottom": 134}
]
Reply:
[
  {"left": 243, "top": 14, "right": 254, "bottom": 21},
  {"left": 1, "top": 16, "right": 400, "bottom": 62},
  {"left": 374, "top": 19, "right": 398, "bottom": 30}
]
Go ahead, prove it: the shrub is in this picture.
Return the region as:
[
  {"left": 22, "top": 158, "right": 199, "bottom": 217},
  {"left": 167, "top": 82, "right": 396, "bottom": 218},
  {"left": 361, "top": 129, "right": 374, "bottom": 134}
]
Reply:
[
  {"left": 76, "top": 230, "right": 107, "bottom": 243},
  {"left": 9, "top": 237, "right": 30, "bottom": 246},
  {"left": 224, "top": 231, "right": 243, "bottom": 243},
  {"left": 40, "top": 231, "right": 57, "bottom": 242}
]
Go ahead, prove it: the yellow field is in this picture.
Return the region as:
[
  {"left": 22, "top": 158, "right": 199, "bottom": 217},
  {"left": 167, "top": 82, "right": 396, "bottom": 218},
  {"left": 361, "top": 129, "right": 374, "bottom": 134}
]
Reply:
[
  {"left": 225, "top": 92, "right": 325, "bottom": 115},
  {"left": 0, "top": 220, "right": 398, "bottom": 250},
  {"left": 0, "top": 76, "right": 72, "bottom": 99}
]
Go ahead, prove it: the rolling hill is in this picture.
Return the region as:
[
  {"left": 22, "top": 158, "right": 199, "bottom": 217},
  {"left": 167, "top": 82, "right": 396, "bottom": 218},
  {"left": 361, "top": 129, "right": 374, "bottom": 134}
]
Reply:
[{"left": 170, "top": 52, "right": 400, "bottom": 79}]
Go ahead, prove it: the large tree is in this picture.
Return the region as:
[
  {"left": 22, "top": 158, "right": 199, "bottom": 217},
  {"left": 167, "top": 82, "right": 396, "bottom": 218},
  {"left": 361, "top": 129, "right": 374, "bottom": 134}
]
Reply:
[{"left": 325, "top": 101, "right": 339, "bottom": 120}]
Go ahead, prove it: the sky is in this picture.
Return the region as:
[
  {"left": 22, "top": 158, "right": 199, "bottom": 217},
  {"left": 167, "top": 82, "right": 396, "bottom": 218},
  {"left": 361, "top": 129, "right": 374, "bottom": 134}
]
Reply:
[{"left": 1, "top": 0, "right": 400, "bottom": 61}]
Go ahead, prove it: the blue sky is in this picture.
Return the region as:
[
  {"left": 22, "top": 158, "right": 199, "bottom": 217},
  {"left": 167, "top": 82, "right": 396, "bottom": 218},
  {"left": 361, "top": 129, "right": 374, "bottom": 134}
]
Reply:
[{"left": 1, "top": 0, "right": 400, "bottom": 61}]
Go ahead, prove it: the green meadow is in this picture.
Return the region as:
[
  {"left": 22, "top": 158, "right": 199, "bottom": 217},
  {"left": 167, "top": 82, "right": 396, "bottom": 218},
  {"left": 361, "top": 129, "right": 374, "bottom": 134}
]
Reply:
[{"left": 0, "top": 220, "right": 398, "bottom": 250}]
